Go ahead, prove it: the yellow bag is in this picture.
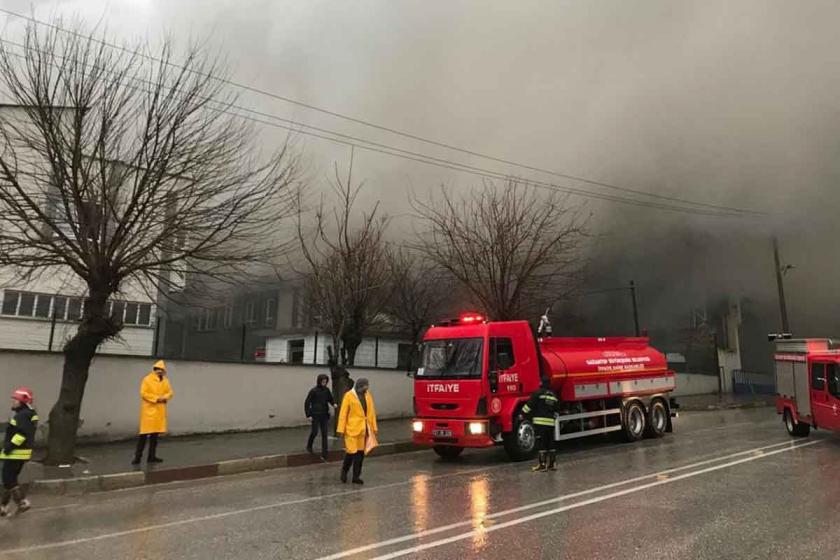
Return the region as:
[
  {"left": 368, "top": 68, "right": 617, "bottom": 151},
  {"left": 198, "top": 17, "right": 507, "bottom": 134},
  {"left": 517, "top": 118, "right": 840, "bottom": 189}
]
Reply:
[{"left": 365, "top": 422, "right": 378, "bottom": 455}]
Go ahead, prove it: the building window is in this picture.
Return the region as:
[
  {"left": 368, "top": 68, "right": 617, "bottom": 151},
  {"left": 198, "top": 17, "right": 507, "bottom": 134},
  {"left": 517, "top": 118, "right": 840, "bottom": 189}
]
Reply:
[
  {"left": 138, "top": 303, "right": 152, "bottom": 326},
  {"left": 265, "top": 299, "right": 276, "bottom": 326},
  {"left": 53, "top": 297, "right": 68, "bottom": 320},
  {"left": 0, "top": 290, "right": 152, "bottom": 326},
  {"left": 18, "top": 293, "right": 35, "bottom": 317},
  {"left": 1, "top": 291, "right": 20, "bottom": 315},
  {"left": 223, "top": 305, "right": 233, "bottom": 329},
  {"left": 34, "top": 294, "right": 51, "bottom": 318},
  {"left": 67, "top": 298, "right": 83, "bottom": 321},
  {"left": 245, "top": 301, "right": 256, "bottom": 326},
  {"left": 397, "top": 343, "right": 415, "bottom": 370},
  {"left": 110, "top": 301, "right": 126, "bottom": 322},
  {"left": 124, "top": 302, "right": 139, "bottom": 325},
  {"left": 288, "top": 339, "right": 305, "bottom": 364}
]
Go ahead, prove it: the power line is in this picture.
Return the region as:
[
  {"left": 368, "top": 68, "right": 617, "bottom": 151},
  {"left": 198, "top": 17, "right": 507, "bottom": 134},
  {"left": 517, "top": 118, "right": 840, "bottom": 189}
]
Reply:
[
  {"left": 0, "top": 7, "right": 765, "bottom": 217},
  {"left": 0, "top": 40, "right": 749, "bottom": 218},
  {"left": 0, "top": 40, "right": 746, "bottom": 217}
]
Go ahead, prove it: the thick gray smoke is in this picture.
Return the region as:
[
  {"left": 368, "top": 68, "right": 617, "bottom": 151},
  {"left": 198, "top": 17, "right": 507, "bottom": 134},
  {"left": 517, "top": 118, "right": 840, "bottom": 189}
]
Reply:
[{"left": 5, "top": 0, "right": 840, "bottom": 366}]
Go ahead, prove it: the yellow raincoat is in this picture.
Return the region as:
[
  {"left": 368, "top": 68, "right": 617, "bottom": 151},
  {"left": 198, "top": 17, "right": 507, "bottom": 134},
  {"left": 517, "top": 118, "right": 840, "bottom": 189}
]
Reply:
[
  {"left": 337, "top": 390, "right": 377, "bottom": 454},
  {"left": 139, "top": 372, "right": 174, "bottom": 435}
]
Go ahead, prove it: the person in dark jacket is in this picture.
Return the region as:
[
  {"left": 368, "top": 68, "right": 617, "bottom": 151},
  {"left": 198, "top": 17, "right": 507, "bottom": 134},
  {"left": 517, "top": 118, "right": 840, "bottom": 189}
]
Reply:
[
  {"left": 522, "top": 377, "right": 561, "bottom": 472},
  {"left": 1, "top": 387, "right": 37, "bottom": 516},
  {"left": 305, "top": 374, "right": 336, "bottom": 461}
]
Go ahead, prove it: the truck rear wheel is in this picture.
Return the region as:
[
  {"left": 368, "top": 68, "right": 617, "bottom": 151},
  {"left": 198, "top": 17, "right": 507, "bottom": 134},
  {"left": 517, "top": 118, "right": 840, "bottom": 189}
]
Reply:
[
  {"left": 503, "top": 416, "right": 537, "bottom": 461},
  {"left": 433, "top": 445, "right": 464, "bottom": 460},
  {"left": 784, "top": 409, "right": 810, "bottom": 437},
  {"left": 621, "top": 401, "right": 646, "bottom": 442},
  {"left": 644, "top": 400, "right": 668, "bottom": 438}
]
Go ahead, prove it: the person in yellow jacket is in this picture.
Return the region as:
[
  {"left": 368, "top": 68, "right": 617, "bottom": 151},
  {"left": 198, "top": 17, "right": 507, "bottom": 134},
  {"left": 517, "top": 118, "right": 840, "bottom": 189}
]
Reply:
[
  {"left": 132, "top": 360, "right": 174, "bottom": 465},
  {"left": 337, "top": 377, "right": 377, "bottom": 484}
]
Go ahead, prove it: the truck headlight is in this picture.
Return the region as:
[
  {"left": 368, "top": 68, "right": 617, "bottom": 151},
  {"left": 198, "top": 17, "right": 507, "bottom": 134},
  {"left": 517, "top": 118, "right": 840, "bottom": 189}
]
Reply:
[
  {"left": 412, "top": 421, "right": 424, "bottom": 433},
  {"left": 468, "top": 422, "right": 485, "bottom": 435}
]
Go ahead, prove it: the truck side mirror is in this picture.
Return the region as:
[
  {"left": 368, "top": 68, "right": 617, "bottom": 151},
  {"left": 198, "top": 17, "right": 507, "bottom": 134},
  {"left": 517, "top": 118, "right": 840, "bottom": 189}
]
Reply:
[{"left": 488, "top": 369, "right": 499, "bottom": 393}]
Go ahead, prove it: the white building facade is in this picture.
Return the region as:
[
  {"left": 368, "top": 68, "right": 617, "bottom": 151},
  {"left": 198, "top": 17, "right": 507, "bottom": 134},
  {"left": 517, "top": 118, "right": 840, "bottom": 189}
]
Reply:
[
  {"left": 0, "top": 105, "right": 156, "bottom": 356},
  {"left": 265, "top": 333, "right": 413, "bottom": 369}
]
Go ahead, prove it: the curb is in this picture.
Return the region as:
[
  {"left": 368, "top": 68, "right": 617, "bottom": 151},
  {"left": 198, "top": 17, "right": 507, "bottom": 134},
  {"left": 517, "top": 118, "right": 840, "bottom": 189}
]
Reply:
[{"left": 28, "top": 440, "right": 422, "bottom": 496}]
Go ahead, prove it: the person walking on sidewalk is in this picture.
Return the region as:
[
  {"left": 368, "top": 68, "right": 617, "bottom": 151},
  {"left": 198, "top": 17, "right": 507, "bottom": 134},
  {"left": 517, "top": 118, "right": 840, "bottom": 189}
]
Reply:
[
  {"left": 522, "top": 377, "right": 561, "bottom": 472},
  {"left": 132, "top": 360, "right": 174, "bottom": 465},
  {"left": 337, "top": 377, "right": 377, "bottom": 485},
  {"left": 0, "top": 387, "right": 37, "bottom": 516},
  {"left": 305, "top": 373, "right": 336, "bottom": 461}
]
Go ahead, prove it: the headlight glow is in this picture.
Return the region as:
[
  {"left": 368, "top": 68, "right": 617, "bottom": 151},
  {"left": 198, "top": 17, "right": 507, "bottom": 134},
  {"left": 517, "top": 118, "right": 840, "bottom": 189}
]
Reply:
[
  {"left": 412, "top": 421, "right": 424, "bottom": 432},
  {"left": 468, "top": 422, "right": 485, "bottom": 435}
]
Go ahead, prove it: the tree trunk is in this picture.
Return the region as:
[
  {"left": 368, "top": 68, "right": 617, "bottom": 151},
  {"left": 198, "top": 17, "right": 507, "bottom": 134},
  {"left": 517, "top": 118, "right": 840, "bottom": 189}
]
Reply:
[{"left": 45, "top": 290, "right": 115, "bottom": 465}]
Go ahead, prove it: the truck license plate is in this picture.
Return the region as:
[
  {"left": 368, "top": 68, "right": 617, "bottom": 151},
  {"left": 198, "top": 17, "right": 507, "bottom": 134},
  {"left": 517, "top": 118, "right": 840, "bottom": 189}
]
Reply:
[{"left": 433, "top": 429, "right": 453, "bottom": 437}]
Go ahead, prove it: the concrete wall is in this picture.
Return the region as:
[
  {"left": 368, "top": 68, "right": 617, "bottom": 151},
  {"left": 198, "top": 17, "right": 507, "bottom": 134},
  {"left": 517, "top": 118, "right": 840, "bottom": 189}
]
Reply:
[
  {"left": 674, "top": 372, "right": 719, "bottom": 396},
  {"left": 0, "top": 350, "right": 720, "bottom": 443},
  {"left": 0, "top": 350, "right": 414, "bottom": 442}
]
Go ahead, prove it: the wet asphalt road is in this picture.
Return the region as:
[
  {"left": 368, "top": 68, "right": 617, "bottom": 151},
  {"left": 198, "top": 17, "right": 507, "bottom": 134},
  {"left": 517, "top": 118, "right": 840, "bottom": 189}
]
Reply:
[{"left": 0, "top": 407, "right": 837, "bottom": 560}]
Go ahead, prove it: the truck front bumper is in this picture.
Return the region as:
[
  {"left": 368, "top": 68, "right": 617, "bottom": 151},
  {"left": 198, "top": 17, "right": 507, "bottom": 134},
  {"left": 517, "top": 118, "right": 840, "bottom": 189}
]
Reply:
[{"left": 411, "top": 418, "right": 496, "bottom": 448}]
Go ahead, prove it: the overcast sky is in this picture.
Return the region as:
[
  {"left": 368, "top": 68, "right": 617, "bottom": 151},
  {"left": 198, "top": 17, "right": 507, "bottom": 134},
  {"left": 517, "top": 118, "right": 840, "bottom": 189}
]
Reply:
[{"left": 3, "top": 0, "right": 840, "bottom": 335}]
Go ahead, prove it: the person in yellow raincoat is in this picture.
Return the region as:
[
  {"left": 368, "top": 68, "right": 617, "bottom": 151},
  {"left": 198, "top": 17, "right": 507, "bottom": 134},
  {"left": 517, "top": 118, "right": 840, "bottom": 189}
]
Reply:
[
  {"left": 132, "top": 360, "right": 174, "bottom": 465},
  {"left": 337, "top": 377, "right": 377, "bottom": 484}
]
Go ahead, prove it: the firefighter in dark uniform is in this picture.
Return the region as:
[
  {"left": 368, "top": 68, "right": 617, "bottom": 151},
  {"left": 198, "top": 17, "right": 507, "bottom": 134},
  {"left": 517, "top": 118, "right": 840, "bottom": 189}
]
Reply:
[
  {"left": 522, "top": 377, "right": 561, "bottom": 472},
  {"left": 1, "top": 387, "right": 37, "bottom": 516}
]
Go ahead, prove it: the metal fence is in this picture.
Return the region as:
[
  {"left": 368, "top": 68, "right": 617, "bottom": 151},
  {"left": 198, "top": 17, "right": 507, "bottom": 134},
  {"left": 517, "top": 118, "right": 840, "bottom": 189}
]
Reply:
[{"left": 732, "top": 369, "right": 776, "bottom": 395}]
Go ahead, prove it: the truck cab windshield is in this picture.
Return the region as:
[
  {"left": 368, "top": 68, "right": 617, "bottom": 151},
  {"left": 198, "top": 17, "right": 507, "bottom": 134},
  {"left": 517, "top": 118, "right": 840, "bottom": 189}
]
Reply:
[{"left": 418, "top": 338, "right": 483, "bottom": 379}]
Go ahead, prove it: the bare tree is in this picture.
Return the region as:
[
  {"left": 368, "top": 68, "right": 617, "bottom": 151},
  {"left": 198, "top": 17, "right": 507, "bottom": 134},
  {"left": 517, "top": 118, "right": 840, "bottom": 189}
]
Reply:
[
  {"left": 385, "top": 248, "right": 456, "bottom": 368},
  {"left": 0, "top": 21, "right": 299, "bottom": 463},
  {"left": 297, "top": 154, "right": 390, "bottom": 367},
  {"left": 413, "top": 180, "right": 588, "bottom": 321}
]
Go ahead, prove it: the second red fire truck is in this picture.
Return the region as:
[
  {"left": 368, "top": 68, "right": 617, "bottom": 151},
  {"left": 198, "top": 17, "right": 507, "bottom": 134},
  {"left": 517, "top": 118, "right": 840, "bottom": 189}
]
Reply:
[
  {"left": 774, "top": 336, "right": 840, "bottom": 437},
  {"left": 411, "top": 313, "right": 678, "bottom": 460}
]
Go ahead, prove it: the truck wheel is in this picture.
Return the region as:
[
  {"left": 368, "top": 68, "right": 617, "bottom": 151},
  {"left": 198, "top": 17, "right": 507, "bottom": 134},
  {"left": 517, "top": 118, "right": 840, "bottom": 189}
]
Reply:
[
  {"left": 503, "top": 417, "right": 537, "bottom": 461},
  {"left": 621, "top": 401, "right": 646, "bottom": 442},
  {"left": 433, "top": 445, "right": 464, "bottom": 460},
  {"left": 784, "top": 409, "right": 811, "bottom": 437},
  {"left": 644, "top": 400, "right": 668, "bottom": 438}
]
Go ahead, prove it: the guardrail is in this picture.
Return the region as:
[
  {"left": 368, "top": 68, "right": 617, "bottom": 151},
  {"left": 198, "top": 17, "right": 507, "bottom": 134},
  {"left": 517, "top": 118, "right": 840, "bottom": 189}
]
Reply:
[{"left": 732, "top": 369, "right": 775, "bottom": 395}]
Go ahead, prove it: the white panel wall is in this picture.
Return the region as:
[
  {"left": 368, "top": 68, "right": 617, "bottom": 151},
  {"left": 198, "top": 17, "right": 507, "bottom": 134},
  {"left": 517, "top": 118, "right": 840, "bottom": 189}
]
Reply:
[
  {"left": 0, "top": 350, "right": 414, "bottom": 442},
  {"left": 0, "top": 317, "right": 153, "bottom": 355}
]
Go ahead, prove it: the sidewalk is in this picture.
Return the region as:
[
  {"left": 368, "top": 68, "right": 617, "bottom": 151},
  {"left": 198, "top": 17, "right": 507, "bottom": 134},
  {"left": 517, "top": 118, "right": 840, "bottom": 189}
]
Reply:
[
  {"left": 23, "top": 392, "right": 774, "bottom": 495},
  {"left": 24, "top": 418, "right": 415, "bottom": 494},
  {"left": 676, "top": 392, "right": 775, "bottom": 411}
]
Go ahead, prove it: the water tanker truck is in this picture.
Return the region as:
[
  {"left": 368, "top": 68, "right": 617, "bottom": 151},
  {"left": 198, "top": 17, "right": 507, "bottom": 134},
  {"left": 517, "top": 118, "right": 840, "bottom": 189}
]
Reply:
[{"left": 411, "top": 313, "right": 677, "bottom": 460}]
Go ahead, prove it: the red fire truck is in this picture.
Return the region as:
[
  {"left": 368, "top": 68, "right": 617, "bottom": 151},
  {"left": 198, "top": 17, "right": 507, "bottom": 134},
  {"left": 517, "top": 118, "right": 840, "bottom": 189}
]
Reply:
[
  {"left": 411, "top": 313, "right": 678, "bottom": 460},
  {"left": 774, "top": 337, "right": 840, "bottom": 437}
]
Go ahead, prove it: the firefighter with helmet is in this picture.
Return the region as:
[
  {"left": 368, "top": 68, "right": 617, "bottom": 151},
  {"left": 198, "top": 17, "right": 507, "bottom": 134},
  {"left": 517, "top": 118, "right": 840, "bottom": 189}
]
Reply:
[
  {"left": 1, "top": 387, "right": 37, "bottom": 516},
  {"left": 522, "top": 377, "right": 561, "bottom": 472}
]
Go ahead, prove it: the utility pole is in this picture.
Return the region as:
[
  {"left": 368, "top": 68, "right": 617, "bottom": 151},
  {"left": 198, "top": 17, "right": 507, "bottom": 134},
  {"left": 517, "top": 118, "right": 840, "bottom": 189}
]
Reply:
[
  {"left": 630, "top": 280, "right": 640, "bottom": 336},
  {"left": 772, "top": 237, "right": 791, "bottom": 334}
]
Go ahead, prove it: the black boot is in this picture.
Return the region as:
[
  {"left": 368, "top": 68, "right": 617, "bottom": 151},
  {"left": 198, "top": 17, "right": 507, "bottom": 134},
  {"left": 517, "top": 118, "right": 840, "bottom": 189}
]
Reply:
[
  {"left": 531, "top": 451, "right": 547, "bottom": 472},
  {"left": 352, "top": 451, "right": 365, "bottom": 484},
  {"left": 548, "top": 451, "right": 557, "bottom": 471},
  {"left": 0, "top": 489, "right": 10, "bottom": 517},
  {"left": 147, "top": 434, "right": 163, "bottom": 463},
  {"left": 10, "top": 487, "right": 29, "bottom": 513},
  {"left": 132, "top": 435, "right": 146, "bottom": 465},
  {"left": 341, "top": 453, "right": 353, "bottom": 483}
]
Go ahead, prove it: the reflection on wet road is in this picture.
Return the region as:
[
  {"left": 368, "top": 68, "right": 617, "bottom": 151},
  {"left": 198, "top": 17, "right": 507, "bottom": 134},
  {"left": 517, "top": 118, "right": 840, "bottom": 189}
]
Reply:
[{"left": 1, "top": 408, "right": 837, "bottom": 560}]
